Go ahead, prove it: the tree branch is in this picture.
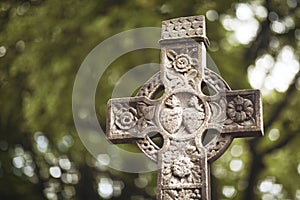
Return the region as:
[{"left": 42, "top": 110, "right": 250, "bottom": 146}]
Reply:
[
  {"left": 244, "top": 0, "right": 272, "bottom": 66},
  {"left": 265, "top": 70, "right": 300, "bottom": 132},
  {"left": 262, "top": 129, "right": 299, "bottom": 156}
]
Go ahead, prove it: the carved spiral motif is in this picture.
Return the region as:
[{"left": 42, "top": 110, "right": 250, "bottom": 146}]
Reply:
[
  {"left": 227, "top": 96, "right": 254, "bottom": 123},
  {"left": 115, "top": 108, "right": 137, "bottom": 130}
]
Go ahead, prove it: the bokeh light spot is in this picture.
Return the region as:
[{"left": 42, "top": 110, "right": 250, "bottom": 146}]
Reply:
[
  {"left": 49, "top": 166, "right": 62, "bottom": 178},
  {"left": 222, "top": 186, "right": 236, "bottom": 198},
  {"left": 206, "top": 10, "right": 219, "bottom": 21},
  {"left": 0, "top": 46, "right": 6, "bottom": 57},
  {"left": 287, "top": 0, "right": 297, "bottom": 8},
  {"left": 230, "top": 159, "right": 243, "bottom": 172},
  {"left": 13, "top": 156, "right": 24, "bottom": 169},
  {"left": 59, "top": 157, "right": 71, "bottom": 170},
  {"left": 98, "top": 178, "right": 113, "bottom": 199},
  {"left": 231, "top": 144, "right": 243, "bottom": 157},
  {"left": 236, "top": 3, "right": 253, "bottom": 20},
  {"left": 268, "top": 129, "right": 280, "bottom": 141},
  {"left": 259, "top": 179, "right": 273, "bottom": 193}
]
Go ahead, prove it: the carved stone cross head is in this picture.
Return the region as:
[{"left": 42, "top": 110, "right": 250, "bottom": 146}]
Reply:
[{"left": 106, "top": 15, "right": 264, "bottom": 200}]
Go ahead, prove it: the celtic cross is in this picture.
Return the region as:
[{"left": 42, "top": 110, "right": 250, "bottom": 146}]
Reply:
[{"left": 106, "top": 16, "right": 263, "bottom": 200}]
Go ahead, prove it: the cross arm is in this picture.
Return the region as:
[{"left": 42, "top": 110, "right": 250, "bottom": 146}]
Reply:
[
  {"left": 208, "top": 89, "right": 264, "bottom": 138},
  {"left": 106, "top": 96, "right": 159, "bottom": 143}
]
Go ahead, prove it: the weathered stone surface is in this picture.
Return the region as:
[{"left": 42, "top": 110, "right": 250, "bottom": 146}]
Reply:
[{"left": 106, "top": 15, "right": 264, "bottom": 200}]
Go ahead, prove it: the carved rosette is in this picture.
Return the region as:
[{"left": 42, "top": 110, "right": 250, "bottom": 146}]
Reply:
[
  {"left": 225, "top": 95, "right": 255, "bottom": 126},
  {"left": 115, "top": 108, "right": 137, "bottom": 130},
  {"left": 111, "top": 103, "right": 138, "bottom": 136},
  {"left": 161, "top": 140, "right": 202, "bottom": 186},
  {"left": 168, "top": 51, "right": 194, "bottom": 73},
  {"left": 171, "top": 156, "right": 194, "bottom": 179}
]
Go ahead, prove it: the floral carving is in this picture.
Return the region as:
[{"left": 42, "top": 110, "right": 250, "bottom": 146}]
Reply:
[
  {"left": 226, "top": 96, "right": 255, "bottom": 125},
  {"left": 162, "top": 140, "right": 202, "bottom": 185},
  {"left": 167, "top": 50, "right": 197, "bottom": 74},
  {"left": 165, "top": 49, "right": 199, "bottom": 89},
  {"left": 172, "top": 156, "right": 194, "bottom": 180},
  {"left": 114, "top": 106, "right": 137, "bottom": 130},
  {"left": 171, "top": 53, "right": 192, "bottom": 73}
]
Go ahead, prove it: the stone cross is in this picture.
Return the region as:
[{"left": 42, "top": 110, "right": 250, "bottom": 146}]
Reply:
[{"left": 106, "top": 16, "right": 263, "bottom": 200}]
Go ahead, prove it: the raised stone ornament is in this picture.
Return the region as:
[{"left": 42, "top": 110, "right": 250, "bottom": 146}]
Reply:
[{"left": 106, "top": 15, "right": 264, "bottom": 200}]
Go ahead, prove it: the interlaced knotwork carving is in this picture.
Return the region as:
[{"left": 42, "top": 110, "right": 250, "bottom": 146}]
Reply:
[
  {"left": 136, "top": 136, "right": 160, "bottom": 161},
  {"left": 137, "top": 72, "right": 162, "bottom": 98}
]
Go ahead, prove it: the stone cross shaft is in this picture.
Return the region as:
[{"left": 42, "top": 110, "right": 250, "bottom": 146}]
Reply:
[{"left": 106, "top": 16, "right": 263, "bottom": 200}]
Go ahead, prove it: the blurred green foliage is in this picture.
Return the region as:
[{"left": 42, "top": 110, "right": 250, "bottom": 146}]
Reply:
[{"left": 0, "top": 0, "right": 300, "bottom": 199}]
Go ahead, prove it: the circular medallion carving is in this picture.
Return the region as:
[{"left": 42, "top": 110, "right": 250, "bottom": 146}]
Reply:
[{"left": 136, "top": 68, "right": 233, "bottom": 163}]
